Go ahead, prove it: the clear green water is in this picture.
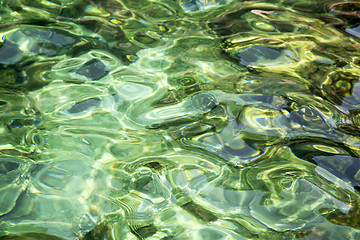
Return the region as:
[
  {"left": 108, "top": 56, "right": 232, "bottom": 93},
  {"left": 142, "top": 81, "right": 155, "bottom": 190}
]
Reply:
[{"left": 1, "top": 0, "right": 360, "bottom": 239}]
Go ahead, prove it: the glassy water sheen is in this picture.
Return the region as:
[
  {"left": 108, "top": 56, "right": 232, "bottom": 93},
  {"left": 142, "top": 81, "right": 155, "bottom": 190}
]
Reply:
[{"left": 1, "top": 0, "right": 360, "bottom": 239}]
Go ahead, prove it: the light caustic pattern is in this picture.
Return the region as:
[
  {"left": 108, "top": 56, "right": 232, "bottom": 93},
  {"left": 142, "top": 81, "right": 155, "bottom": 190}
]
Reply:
[{"left": 1, "top": 0, "right": 360, "bottom": 239}]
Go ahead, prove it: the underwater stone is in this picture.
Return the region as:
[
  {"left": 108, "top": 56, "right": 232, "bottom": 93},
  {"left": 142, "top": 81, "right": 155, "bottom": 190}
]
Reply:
[
  {"left": 346, "top": 25, "right": 360, "bottom": 39},
  {"left": 0, "top": 42, "right": 24, "bottom": 65},
  {"left": 73, "top": 60, "right": 108, "bottom": 80},
  {"left": 68, "top": 98, "right": 101, "bottom": 114},
  {"left": 236, "top": 45, "right": 283, "bottom": 66}
]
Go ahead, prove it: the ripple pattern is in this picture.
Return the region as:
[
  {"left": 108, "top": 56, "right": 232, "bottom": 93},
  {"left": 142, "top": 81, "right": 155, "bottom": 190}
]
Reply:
[{"left": 1, "top": 0, "right": 360, "bottom": 240}]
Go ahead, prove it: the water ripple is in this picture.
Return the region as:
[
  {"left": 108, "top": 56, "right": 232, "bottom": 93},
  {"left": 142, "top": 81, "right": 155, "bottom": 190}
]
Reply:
[{"left": 1, "top": 0, "right": 360, "bottom": 239}]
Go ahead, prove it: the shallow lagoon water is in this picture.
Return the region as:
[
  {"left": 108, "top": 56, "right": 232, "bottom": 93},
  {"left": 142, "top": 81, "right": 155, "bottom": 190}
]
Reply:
[{"left": 0, "top": 0, "right": 360, "bottom": 239}]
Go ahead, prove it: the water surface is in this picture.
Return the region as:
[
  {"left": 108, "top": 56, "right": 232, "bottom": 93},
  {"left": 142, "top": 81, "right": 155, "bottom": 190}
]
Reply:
[{"left": 1, "top": 0, "right": 360, "bottom": 239}]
